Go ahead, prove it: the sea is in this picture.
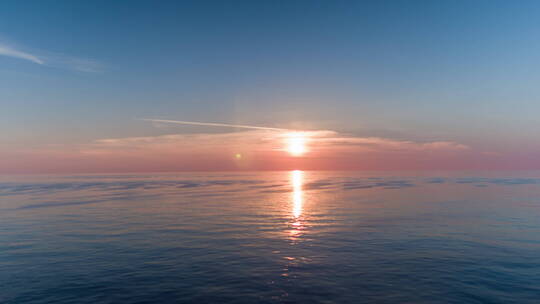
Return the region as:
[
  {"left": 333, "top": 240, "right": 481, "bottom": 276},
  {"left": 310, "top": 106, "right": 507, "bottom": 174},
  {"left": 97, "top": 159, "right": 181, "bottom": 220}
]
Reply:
[{"left": 1, "top": 171, "right": 540, "bottom": 303}]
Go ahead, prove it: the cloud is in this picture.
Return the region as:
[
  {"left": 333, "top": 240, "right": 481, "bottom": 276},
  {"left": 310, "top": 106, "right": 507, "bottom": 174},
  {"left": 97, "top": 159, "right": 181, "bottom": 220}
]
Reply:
[
  {"left": 0, "top": 125, "right": 472, "bottom": 172},
  {"left": 44, "top": 54, "right": 104, "bottom": 73},
  {"left": 0, "top": 41, "right": 103, "bottom": 72},
  {"left": 50, "top": 56, "right": 105, "bottom": 73},
  {"left": 135, "top": 120, "right": 469, "bottom": 154},
  {"left": 0, "top": 44, "right": 43, "bottom": 64},
  {"left": 77, "top": 129, "right": 469, "bottom": 160},
  {"left": 308, "top": 132, "right": 469, "bottom": 152}
]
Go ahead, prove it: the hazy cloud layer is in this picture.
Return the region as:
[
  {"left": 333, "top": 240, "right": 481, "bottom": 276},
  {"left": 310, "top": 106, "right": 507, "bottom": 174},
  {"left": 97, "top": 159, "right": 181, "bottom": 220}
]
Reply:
[
  {"left": 0, "top": 128, "right": 475, "bottom": 172},
  {"left": 86, "top": 130, "right": 468, "bottom": 154}
]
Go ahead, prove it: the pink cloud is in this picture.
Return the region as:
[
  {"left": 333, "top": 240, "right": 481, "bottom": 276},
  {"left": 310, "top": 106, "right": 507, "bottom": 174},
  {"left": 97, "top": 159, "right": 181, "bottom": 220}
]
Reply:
[{"left": 0, "top": 129, "right": 480, "bottom": 173}]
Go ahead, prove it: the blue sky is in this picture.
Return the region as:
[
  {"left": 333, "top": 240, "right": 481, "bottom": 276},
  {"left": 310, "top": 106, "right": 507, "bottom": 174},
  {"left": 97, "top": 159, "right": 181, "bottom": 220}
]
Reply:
[{"left": 1, "top": 0, "right": 540, "bottom": 171}]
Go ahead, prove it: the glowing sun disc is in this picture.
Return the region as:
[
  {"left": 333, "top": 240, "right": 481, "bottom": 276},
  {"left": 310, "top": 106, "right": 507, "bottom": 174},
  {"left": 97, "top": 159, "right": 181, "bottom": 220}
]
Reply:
[{"left": 286, "top": 132, "right": 307, "bottom": 156}]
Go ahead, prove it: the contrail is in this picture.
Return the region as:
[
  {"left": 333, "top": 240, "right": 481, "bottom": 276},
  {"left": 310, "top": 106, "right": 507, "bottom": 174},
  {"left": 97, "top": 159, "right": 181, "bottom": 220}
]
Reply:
[{"left": 140, "top": 118, "right": 289, "bottom": 131}]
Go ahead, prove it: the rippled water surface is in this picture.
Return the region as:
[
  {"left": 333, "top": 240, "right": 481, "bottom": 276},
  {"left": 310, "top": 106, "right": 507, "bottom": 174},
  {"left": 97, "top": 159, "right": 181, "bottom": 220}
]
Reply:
[{"left": 1, "top": 171, "right": 540, "bottom": 303}]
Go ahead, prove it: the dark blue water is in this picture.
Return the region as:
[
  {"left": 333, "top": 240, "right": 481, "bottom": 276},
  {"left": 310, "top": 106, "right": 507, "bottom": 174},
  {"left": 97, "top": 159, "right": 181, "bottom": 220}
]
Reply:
[{"left": 1, "top": 171, "right": 540, "bottom": 303}]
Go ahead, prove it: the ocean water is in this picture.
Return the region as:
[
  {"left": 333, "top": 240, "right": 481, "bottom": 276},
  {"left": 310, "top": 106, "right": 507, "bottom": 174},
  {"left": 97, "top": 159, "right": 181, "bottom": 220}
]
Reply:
[{"left": 1, "top": 171, "right": 540, "bottom": 303}]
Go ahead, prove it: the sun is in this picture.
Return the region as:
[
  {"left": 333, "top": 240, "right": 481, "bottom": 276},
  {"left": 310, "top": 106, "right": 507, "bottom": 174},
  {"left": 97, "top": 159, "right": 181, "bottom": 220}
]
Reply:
[{"left": 286, "top": 132, "right": 307, "bottom": 156}]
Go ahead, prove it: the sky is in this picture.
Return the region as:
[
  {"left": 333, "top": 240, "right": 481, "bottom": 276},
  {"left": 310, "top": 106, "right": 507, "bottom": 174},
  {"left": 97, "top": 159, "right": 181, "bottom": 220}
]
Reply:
[{"left": 1, "top": 0, "right": 540, "bottom": 173}]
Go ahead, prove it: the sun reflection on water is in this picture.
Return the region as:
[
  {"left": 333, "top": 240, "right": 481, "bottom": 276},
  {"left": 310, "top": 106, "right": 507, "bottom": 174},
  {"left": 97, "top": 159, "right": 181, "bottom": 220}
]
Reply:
[
  {"left": 292, "top": 170, "right": 303, "bottom": 218},
  {"left": 282, "top": 170, "right": 309, "bottom": 278},
  {"left": 289, "top": 170, "right": 305, "bottom": 240}
]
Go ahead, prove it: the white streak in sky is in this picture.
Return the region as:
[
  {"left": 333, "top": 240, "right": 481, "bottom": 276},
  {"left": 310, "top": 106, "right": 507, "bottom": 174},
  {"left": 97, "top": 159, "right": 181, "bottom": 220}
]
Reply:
[
  {"left": 0, "top": 44, "right": 43, "bottom": 64},
  {"left": 0, "top": 40, "right": 103, "bottom": 72},
  {"left": 141, "top": 118, "right": 289, "bottom": 131}
]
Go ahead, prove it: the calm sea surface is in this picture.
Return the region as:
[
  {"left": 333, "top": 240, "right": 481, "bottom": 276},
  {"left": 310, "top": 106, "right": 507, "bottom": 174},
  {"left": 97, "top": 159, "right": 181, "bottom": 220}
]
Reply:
[{"left": 1, "top": 171, "right": 540, "bottom": 303}]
